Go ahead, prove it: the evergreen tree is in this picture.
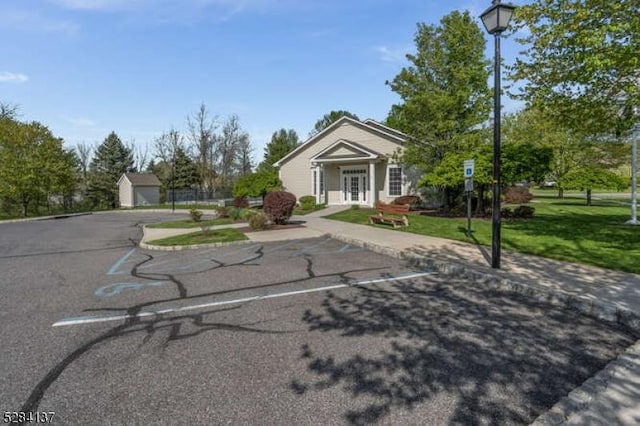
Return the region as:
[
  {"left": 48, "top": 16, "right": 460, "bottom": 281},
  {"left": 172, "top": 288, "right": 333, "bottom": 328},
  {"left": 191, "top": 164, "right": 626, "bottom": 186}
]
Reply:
[
  {"left": 258, "top": 129, "right": 300, "bottom": 171},
  {"left": 309, "top": 111, "right": 360, "bottom": 137},
  {"left": 173, "top": 147, "right": 199, "bottom": 188},
  {"left": 87, "top": 131, "right": 133, "bottom": 208}
]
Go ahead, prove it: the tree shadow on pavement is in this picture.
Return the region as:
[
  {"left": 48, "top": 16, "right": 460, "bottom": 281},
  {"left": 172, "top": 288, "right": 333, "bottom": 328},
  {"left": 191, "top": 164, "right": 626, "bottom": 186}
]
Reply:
[{"left": 291, "top": 277, "right": 638, "bottom": 425}]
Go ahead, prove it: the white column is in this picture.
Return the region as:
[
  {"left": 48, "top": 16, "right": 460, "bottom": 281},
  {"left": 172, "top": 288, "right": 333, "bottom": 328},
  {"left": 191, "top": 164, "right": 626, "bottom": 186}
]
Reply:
[
  {"left": 315, "top": 165, "right": 321, "bottom": 204},
  {"left": 369, "top": 161, "right": 376, "bottom": 207},
  {"left": 320, "top": 164, "right": 326, "bottom": 205}
]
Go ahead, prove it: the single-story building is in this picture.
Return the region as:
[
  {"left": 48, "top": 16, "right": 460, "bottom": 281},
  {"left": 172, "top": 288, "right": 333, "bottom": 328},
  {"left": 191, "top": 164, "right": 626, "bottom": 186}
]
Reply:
[
  {"left": 117, "top": 173, "right": 161, "bottom": 208},
  {"left": 274, "top": 117, "right": 414, "bottom": 207}
]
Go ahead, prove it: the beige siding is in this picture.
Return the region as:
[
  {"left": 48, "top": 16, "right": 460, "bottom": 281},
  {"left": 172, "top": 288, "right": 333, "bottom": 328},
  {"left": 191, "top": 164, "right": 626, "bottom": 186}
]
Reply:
[
  {"left": 326, "top": 145, "right": 358, "bottom": 157},
  {"left": 134, "top": 187, "right": 159, "bottom": 206},
  {"left": 119, "top": 180, "right": 133, "bottom": 207},
  {"left": 279, "top": 121, "right": 404, "bottom": 203}
]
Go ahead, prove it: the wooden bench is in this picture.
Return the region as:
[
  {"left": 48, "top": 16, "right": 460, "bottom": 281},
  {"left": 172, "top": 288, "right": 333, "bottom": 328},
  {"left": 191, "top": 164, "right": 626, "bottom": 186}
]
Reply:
[{"left": 369, "top": 202, "right": 410, "bottom": 228}]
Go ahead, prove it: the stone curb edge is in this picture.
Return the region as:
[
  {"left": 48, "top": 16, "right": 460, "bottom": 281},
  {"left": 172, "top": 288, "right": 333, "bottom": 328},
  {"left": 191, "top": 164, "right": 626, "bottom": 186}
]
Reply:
[
  {"left": 326, "top": 232, "right": 640, "bottom": 426},
  {"left": 0, "top": 212, "right": 94, "bottom": 224},
  {"left": 530, "top": 339, "right": 640, "bottom": 426},
  {"left": 139, "top": 239, "right": 252, "bottom": 251}
]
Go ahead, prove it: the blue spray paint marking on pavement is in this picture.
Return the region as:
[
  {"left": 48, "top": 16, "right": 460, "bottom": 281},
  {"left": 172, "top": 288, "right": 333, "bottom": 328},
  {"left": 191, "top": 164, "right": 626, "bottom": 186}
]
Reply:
[
  {"left": 106, "top": 249, "right": 137, "bottom": 275},
  {"left": 290, "top": 237, "right": 332, "bottom": 257},
  {"left": 95, "top": 281, "right": 167, "bottom": 298}
]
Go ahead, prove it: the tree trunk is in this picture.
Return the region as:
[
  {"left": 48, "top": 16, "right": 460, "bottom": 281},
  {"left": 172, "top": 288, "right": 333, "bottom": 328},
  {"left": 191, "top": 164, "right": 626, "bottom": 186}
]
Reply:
[
  {"left": 558, "top": 187, "right": 564, "bottom": 199},
  {"left": 586, "top": 189, "right": 592, "bottom": 206},
  {"left": 475, "top": 186, "right": 485, "bottom": 215},
  {"left": 21, "top": 195, "right": 29, "bottom": 217}
]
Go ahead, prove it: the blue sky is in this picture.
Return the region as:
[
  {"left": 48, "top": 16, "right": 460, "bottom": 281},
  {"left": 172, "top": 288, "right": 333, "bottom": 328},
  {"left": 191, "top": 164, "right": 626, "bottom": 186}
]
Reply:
[{"left": 0, "top": 0, "right": 527, "bottom": 164}]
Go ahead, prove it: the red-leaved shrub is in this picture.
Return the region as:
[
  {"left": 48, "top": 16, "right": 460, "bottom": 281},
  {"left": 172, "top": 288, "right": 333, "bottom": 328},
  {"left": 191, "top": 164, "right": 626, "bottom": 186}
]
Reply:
[
  {"left": 504, "top": 186, "right": 533, "bottom": 204},
  {"left": 392, "top": 195, "right": 420, "bottom": 209},
  {"left": 263, "top": 191, "right": 296, "bottom": 224},
  {"left": 233, "top": 197, "right": 249, "bottom": 208}
]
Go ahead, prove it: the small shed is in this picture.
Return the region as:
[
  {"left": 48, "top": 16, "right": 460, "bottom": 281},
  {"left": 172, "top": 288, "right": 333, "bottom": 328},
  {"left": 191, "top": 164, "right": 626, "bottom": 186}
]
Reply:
[{"left": 118, "top": 173, "right": 161, "bottom": 208}]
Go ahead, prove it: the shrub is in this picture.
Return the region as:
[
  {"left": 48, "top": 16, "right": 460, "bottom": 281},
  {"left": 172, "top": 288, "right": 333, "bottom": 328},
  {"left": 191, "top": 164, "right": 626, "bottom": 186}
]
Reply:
[
  {"left": 228, "top": 207, "right": 242, "bottom": 221},
  {"left": 500, "top": 207, "right": 513, "bottom": 219},
  {"left": 513, "top": 205, "right": 535, "bottom": 219},
  {"left": 200, "top": 223, "right": 211, "bottom": 236},
  {"left": 217, "top": 206, "right": 229, "bottom": 218},
  {"left": 248, "top": 212, "right": 270, "bottom": 230},
  {"left": 298, "top": 195, "right": 316, "bottom": 210},
  {"left": 233, "top": 197, "right": 249, "bottom": 208},
  {"left": 189, "top": 208, "right": 203, "bottom": 222},
  {"left": 240, "top": 208, "right": 258, "bottom": 220},
  {"left": 504, "top": 186, "right": 533, "bottom": 204},
  {"left": 350, "top": 204, "right": 360, "bottom": 210},
  {"left": 392, "top": 195, "right": 421, "bottom": 209},
  {"left": 263, "top": 191, "right": 296, "bottom": 224}
]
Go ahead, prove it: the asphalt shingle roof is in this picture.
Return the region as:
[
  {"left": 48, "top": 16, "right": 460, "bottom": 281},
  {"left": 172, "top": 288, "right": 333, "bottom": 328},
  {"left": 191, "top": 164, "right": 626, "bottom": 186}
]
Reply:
[{"left": 124, "top": 173, "right": 161, "bottom": 186}]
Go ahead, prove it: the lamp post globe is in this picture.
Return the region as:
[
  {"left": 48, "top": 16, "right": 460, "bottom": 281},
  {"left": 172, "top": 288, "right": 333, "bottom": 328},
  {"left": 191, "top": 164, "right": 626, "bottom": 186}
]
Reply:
[{"left": 480, "top": 0, "right": 515, "bottom": 269}]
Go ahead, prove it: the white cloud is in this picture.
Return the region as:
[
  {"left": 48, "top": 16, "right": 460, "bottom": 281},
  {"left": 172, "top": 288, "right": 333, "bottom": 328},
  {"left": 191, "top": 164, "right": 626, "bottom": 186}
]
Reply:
[
  {"left": 375, "top": 45, "right": 410, "bottom": 64},
  {"left": 0, "top": 8, "right": 78, "bottom": 33},
  {"left": 50, "top": 0, "right": 141, "bottom": 12},
  {"left": 0, "top": 72, "right": 29, "bottom": 83},
  {"left": 65, "top": 116, "right": 95, "bottom": 127}
]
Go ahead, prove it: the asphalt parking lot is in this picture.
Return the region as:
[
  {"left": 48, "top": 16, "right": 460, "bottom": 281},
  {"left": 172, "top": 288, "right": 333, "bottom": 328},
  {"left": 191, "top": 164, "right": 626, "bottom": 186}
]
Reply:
[{"left": 0, "top": 212, "right": 637, "bottom": 425}]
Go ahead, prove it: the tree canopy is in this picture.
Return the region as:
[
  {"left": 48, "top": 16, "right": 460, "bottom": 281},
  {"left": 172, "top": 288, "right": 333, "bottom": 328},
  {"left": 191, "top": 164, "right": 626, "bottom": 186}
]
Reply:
[
  {"left": 510, "top": 0, "right": 640, "bottom": 134},
  {"left": 87, "top": 131, "right": 133, "bottom": 208},
  {"left": 258, "top": 129, "right": 300, "bottom": 171},
  {"left": 309, "top": 111, "right": 360, "bottom": 137},
  {"left": 0, "top": 117, "right": 77, "bottom": 216}
]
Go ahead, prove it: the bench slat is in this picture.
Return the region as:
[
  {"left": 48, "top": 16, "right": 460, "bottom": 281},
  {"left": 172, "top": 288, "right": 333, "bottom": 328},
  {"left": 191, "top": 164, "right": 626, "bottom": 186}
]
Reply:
[{"left": 369, "top": 202, "right": 410, "bottom": 227}]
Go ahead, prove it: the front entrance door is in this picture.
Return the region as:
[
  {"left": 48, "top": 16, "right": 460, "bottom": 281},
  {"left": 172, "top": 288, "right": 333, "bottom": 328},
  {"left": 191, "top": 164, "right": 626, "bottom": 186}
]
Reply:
[{"left": 341, "top": 168, "right": 367, "bottom": 204}]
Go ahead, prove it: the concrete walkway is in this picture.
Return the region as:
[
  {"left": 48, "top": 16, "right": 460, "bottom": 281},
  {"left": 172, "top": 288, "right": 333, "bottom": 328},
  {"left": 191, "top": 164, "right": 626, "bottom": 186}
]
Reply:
[{"left": 140, "top": 206, "right": 640, "bottom": 425}]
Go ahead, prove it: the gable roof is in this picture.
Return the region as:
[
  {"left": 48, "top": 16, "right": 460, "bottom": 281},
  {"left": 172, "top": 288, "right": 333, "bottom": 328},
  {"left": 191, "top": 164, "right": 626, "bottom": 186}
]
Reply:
[
  {"left": 310, "top": 139, "right": 382, "bottom": 163},
  {"left": 274, "top": 116, "right": 405, "bottom": 168},
  {"left": 118, "top": 173, "right": 161, "bottom": 187}
]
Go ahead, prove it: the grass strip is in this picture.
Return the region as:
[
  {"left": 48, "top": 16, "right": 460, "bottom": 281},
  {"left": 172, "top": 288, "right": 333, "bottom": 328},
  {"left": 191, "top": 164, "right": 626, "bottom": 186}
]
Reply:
[
  {"left": 146, "top": 228, "right": 248, "bottom": 246},
  {"left": 146, "top": 218, "right": 233, "bottom": 228}
]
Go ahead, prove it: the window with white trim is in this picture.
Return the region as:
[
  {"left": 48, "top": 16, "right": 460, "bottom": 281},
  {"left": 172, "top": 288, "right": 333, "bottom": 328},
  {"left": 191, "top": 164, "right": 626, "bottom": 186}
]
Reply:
[
  {"left": 388, "top": 166, "right": 403, "bottom": 196},
  {"left": 312, "top": 170, "right": 317, "bottom": 195},
  {"left": 312, "top": 168, "right": 324, "bottom": 196}
]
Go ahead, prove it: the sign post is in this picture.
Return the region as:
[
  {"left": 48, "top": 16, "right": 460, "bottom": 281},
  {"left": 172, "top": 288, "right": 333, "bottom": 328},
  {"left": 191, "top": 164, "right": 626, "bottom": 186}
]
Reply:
[{"left": 464, "top": 160, "right": 475, "bottom": 234}]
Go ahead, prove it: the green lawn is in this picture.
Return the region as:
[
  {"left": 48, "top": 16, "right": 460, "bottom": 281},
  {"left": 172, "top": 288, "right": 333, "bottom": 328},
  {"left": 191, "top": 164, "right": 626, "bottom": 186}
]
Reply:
[
  {"left": 146, "top": 228, "right": 248, "bottom": 246},
  {"left": 326, "top": 196, "right": 640, "bottom": 274},
  {"left": 146, "top": 218, "right": 233, "bottom": 228},
  {"left": 293, "top": 204, "right": 326, "bottom": 215}
]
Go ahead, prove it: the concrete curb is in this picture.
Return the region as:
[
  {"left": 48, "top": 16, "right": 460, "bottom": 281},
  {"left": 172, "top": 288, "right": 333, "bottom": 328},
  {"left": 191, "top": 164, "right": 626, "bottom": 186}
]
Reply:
[
  {"left": 139, "top": 223, "right": 251, "bottom": 251},
  {"left": 327, "top": 232, "right": 640, "bottom": 332},
  {"left": 0, "top": 212, "right": 94, "bottom": 224},
  {"left": 139, "top": 239, "right": 252, "bottom": 251},
  {"left": 531, "top": 340, "right": 640, "bottom": 425}
]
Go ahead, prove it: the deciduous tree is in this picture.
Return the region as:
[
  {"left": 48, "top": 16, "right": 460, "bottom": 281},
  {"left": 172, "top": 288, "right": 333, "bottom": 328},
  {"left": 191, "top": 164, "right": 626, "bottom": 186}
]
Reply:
[
  {"left": 510, "top": 0, "right": 640, "bottom": 134},
  {"left": 386, "top": 10, "right": 491, "bottom": 174}
]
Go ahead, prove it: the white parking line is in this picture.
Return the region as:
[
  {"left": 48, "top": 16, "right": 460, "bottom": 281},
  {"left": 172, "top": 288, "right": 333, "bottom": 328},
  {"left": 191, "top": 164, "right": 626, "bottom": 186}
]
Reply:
[{"left": 52, "top": 271, "right": 437, "bottom": 327}]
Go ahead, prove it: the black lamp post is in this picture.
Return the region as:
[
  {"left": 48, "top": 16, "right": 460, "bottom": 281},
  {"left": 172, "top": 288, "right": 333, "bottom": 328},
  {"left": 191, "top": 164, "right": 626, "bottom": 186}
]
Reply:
[
  {"left": 172, "top": 149, "right": 176, "bottom": 213},
  {"left": 480, "top": 0, "right": 515, "bottom": 269}
]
